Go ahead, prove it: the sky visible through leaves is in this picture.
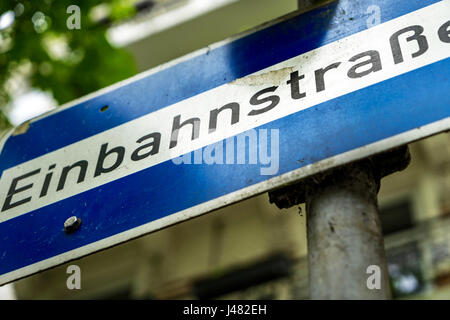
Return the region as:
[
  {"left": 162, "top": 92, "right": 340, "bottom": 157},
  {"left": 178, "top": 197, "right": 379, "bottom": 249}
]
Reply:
[{"left": 0, "top": 0, "right": 138, "bottom": 130}]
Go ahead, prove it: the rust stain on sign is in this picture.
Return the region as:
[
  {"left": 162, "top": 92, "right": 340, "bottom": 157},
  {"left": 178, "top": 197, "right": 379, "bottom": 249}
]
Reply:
[{"left": 230, "top": 67, "right": 294, "bottom": 86}]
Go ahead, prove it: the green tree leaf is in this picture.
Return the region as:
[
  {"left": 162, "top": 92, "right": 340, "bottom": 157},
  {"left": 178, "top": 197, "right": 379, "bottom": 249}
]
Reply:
[{"left": 0, "top": 0, "right": 137, "bottom": 130}]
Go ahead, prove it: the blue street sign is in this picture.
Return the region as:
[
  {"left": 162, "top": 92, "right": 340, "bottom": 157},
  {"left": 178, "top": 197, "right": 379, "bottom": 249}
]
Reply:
[{"left": 0, "top": 0, "right": 449, "bottom": 284}]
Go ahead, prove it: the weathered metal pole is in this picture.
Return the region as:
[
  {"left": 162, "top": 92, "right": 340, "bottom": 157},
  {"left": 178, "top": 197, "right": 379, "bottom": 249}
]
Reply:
[
  {"left": 305, "top": 162, "right": 391, "bottom": 299},
  {"left": 270, "top": 145, "right": 411, "bottom": 299}
]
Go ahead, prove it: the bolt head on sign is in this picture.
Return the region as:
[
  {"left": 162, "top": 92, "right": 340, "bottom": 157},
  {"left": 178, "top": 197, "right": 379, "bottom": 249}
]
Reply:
[{"left": 64, "top": 216, "right": 82, "bottom": 234}]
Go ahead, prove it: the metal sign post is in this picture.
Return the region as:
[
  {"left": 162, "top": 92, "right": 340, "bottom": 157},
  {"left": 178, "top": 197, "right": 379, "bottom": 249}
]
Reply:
[
  {"left": 306, "top": 161, "right": 392, "bottom": 300},
  {"left": 279, "top": 0, "right": 396, "bottom": 300},
  {"left": 0, "top": 0, "right": 449, "bottom": 286},
  {"left": 270, "top": 144, "right": 411, "bottom": 299}
]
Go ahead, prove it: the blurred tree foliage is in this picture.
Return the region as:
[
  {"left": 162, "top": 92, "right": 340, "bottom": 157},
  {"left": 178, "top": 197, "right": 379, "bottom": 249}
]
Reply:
[{"left": 0, "top": 0, "right": 138, "bottom": 130}]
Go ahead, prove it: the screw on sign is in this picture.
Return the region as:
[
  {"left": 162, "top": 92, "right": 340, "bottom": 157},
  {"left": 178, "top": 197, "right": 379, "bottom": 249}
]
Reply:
[{"left": 63, "top": 216, "right": 82, "bottom": 234}]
